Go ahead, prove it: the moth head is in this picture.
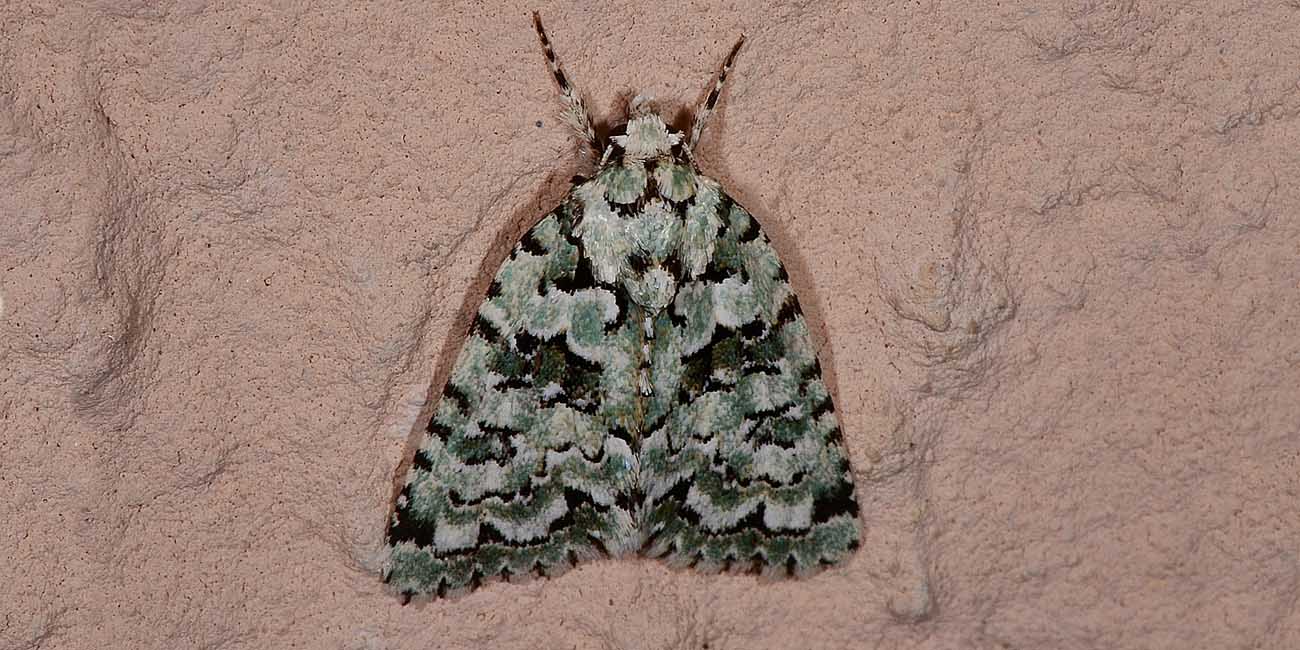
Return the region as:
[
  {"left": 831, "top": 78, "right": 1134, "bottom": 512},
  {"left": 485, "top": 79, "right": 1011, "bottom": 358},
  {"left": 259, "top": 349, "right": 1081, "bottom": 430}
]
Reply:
[
  {"left": 610, "top": 98, "right": 684, "bottom": 162},
  {"left": 532, "top": 13, "right": 742, "bottom": 167}
]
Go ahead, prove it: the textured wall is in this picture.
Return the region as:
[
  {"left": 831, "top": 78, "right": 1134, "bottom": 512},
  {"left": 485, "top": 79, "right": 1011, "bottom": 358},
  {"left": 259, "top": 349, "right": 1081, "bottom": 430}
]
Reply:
[{"left": 2, "top": 2, "right": 1298, "bottom": 649}]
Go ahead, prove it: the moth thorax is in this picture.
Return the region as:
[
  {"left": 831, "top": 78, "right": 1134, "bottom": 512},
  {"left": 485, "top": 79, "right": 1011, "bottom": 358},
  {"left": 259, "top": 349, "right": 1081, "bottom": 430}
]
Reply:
[{"left": 612, "top": 114, "right": 682, "bottom": 162}]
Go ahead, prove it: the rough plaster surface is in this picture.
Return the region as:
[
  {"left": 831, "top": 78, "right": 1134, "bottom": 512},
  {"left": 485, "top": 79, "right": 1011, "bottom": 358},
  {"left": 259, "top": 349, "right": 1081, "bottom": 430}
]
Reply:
[{"left": 2, "top": 2, "right": 1298, "bottom": 649}]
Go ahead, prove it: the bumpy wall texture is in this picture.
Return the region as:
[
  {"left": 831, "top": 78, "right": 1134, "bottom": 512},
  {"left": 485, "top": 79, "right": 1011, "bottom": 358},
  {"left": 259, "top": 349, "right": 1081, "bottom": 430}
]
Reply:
[{"left": 3, "top": 3, "right": 1298, "bottom": 649}]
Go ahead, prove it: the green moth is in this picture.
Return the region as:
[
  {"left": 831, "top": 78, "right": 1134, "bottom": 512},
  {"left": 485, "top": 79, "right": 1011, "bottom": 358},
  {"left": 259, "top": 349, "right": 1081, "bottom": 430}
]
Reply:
[{"left": 385, "top": 13, "right": 860, "bottom": 599}]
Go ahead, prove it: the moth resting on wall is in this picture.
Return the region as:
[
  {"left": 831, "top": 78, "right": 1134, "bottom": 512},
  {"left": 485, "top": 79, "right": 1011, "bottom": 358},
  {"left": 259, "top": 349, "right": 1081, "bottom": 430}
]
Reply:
[{"left": 384, "top": 13, "right": 860, "bottom": 599}]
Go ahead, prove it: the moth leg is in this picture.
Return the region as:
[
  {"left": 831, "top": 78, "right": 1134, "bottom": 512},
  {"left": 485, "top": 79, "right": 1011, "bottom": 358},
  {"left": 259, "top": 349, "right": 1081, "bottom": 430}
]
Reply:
[
  {"left": 532, "top": 12, "right": 600, "bottom": 158},
  {"left": 687, "top": 32, "right": 746, "bottom": 153},
  {"left": 597, "top": 142, "right": 615, "bottom": 167}
]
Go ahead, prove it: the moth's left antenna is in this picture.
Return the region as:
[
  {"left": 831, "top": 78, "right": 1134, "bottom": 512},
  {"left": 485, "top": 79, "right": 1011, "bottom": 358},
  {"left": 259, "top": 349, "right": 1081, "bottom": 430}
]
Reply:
[{"left": 533, "top": 12, "right": 599, "bottom": 158}]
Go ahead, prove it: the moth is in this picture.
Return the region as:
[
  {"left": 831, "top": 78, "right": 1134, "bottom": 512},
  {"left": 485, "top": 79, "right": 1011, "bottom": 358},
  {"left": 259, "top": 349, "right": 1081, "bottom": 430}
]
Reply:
[{"left": 384, "top": 13, "right": 860, "bottom": 598}]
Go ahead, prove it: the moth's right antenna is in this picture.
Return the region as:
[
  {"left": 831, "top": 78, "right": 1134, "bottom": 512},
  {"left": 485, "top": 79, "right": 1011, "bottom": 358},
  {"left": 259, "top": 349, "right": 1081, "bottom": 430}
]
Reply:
[
  {"left": 688, "top": 32, "right": 746, "bottom": 153},
  {"left": 533, "top": 12, "right": 599, "bottom": 158}
]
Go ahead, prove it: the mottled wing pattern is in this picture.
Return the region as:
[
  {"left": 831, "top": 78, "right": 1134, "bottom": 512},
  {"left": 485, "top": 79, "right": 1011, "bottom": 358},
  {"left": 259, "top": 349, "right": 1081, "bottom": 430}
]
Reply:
[
  {"left": 385, "top": 204, "right": 640, "bottom": 596},
  {"left": 639, "top": 181, "right": 861, "bottom": 576},
  {"left": 387, "top": 15, "right": 861, "bottom": 595}
]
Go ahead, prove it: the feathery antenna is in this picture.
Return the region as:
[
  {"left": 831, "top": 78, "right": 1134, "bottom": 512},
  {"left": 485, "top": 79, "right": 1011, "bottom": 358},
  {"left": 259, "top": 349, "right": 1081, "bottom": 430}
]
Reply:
[{"left": 533, "top": 12, "right": 600, "bottom": 157}]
